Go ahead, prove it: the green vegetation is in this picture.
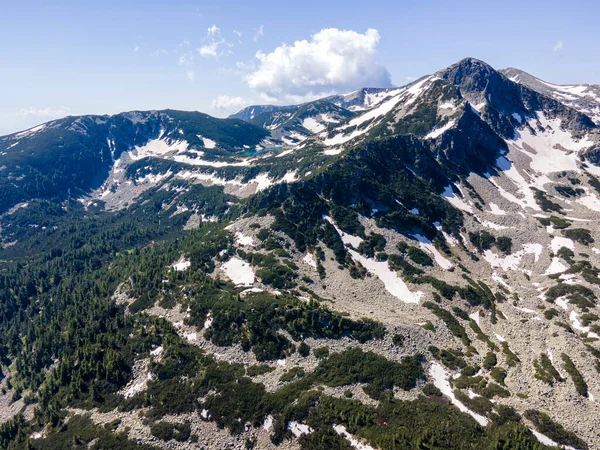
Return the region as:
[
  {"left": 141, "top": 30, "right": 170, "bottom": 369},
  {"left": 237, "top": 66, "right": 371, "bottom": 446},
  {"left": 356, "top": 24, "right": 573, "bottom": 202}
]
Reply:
[
  {"left": 536, "top": 215, "right": 571, "bottom": 229},
  {"left": 482, "top": 351, "right": 497, "bottom": 370},
  {"left": 424, "top": 302, "right": 470, "bottom": 345},
  {"left": 501, "top": 342, "right": 520, "bottom": 367},
  {"left": 150, "top": 421, "right": 191, "bottom": 442},
  {"left": 561, "top": 353, "right": 588, "bottom": 397},
  {"left": 563, "top": 228, "right": 594, "bottom": 245},
  {"left": 525, "top": 409, "right": 588, "bottom": 449},
  {"left": 533, "top": 354, "right": 564, "bottom": 385},
  {"left": 555, "top": 184, "right": 584, "bottom": 198},
  {"left": 407, "top": 246, "right": 434, "bottom": 266},
  {"left": 532, "top": 188, "right": 563, "bottom": 213},
  {"left": 469, "top": 231, "right": 512, "bottom": 254}
]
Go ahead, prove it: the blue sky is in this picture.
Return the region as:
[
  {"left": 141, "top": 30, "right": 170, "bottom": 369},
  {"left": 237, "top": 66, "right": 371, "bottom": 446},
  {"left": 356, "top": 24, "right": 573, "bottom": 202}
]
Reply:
[{"left": 1, "top": 0, "right": 599, "bottom": 135}]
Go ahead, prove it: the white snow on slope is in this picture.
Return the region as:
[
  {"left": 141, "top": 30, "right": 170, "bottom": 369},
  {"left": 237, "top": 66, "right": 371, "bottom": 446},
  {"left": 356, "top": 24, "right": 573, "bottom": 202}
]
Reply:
[
  {"left": 577, "top": 189, "right": 600, "bottom": 212},
  {"left": 425, "top": 120, "right": 456, "bottom": 139},
  {"left": 324, "top": 216, "right": 364, "bottom": 247},
  {"left": 510, "top": 112, "right": 593, "bottom": 174},
  {"left": 302, "top": 117, "right": 327, "bottom": 134},
  {"left": 323, "top": 77, "right": 434, "bottom": 147},
  {"left": 198, "top": 135, "right": 217, "bottom": 149},
  {"left": 411, "top": 234, "right": 453, "bottom": 269},
  {"left": 333, "top": 425, "right": 375, "bottom": 450},
  {"left": 492, "top": 157, "right": 540, "bottom": 211},
  {"left": 303, "top": 253, "right": 317, "bottom": 269},
  {"left": 288, "top": 421, "right": 313, "bottom": 437},
  {"left": 483, "top": 243, "right": 542, "bottom": 272},
  {"left": 222, "top": 257, "right": 255, "bottom": 286},
  {"left": 323, "top": 147, "right": 345, "bottom": 156},
  {"left": 441, "top": 185, "right": 473, "bottom": 213},
  {"left": 14, "top": 123, "right": 47, "bottom": 138},
  {"left": 263, "top": 415, "right": 274, "bottom": 431},
  {"left": 131, "top": 138, "right": 189, "bottom": 160},
  {"left": 550, "top": 236, "right": 575, "bottom": 253},
  {"left": 348, "top": 249, "right": 422, "bottom": 304},
  {"left": 545, "top": 258, "right": 568, "bottom": 275},
  {"left": 429, "top": 363, "right": 488, "bottom": 426},
  {"left": 570, "top": 310, "right": 600, "bottom": 339},
  {"left": 131, "top": 138, "right": 256, "bottom": 168},
  {"left": 480, "top": 220, "right": 509, "bottom": 230},
  {"left": 172, "top": 257, "right": 191, "bottom": 271},
  {"left": 235, "top": 232, "right": 256, "bottom": 247},
  {"left": 488, "top": 202, "right": 507, "bottom": 215}
]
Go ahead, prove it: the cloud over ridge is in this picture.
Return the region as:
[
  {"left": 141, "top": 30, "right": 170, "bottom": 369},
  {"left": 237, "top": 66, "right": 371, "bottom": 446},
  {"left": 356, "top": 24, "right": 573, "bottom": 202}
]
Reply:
[{"left": 247, "top": 28, "right": 391, "bottom": 103}]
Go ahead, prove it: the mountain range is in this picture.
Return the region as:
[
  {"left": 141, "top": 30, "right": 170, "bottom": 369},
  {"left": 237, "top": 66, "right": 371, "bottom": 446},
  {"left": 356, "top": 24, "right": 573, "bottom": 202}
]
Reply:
[{"left": 2, "top": 58, "right": 600, "bottom": 450}]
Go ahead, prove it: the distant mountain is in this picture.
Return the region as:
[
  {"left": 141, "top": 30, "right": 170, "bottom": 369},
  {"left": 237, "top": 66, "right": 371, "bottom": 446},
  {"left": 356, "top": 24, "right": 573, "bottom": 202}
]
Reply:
[
  {"left": 501, "top": 67, "right": 600, "bottom": 125},
  {"left": 0, "top": 110, "right": 269, "bottom": 214}
]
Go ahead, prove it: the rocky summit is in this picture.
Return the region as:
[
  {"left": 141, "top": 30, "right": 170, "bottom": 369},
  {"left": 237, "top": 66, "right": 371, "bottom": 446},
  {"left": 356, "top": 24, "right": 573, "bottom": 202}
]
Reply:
[{"left": 2, "top": 57, "right": 600, "bottom": 450}]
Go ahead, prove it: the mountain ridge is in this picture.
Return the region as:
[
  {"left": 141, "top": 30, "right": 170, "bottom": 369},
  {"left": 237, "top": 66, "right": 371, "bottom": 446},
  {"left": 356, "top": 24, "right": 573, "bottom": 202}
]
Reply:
[{"left": 3, "top": 57, "right": 600, "bottom": 450}]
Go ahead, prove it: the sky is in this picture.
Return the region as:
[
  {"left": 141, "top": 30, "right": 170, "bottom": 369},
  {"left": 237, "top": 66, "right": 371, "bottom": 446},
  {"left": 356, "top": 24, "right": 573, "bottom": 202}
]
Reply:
[{"left": 1, "top": 0, "right": 599, "bottom": 135}]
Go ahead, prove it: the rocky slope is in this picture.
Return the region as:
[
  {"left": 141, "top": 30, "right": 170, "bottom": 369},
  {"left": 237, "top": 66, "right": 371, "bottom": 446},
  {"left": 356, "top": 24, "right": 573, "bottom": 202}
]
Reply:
[{"left": 1, "top": 58, "right": 600, "bottom": 450}]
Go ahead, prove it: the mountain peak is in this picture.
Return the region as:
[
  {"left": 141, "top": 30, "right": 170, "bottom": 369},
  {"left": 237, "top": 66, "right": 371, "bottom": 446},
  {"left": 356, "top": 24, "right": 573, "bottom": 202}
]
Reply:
[{"left": 437, "top": 57, "right": 498, "bottom": 89}]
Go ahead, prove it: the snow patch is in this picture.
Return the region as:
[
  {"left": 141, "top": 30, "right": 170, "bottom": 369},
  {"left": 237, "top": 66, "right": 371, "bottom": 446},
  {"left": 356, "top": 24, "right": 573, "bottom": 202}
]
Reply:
[
  {"left": 235, "top": 232, "right": 257, "bottom": 247},
  {"left": 198, "top": 135, "right": 217, "bottom": 149},
  {"left": 303, "top": 253, "right": 317, "bottom": 269},
  {"left": 222, "top": 257, "right": 255, "bottom": 286},
  {"left": 172, "top": 257, "right": 191, "bottom": 271},
  {"left": 429, "top": 363, "right": 488, "bottom": 426},
  {"left": 348, "top": 249, "right": 422, "bottom": 304},
  {"left": 411, "top": 233, "right": 453, "bottom": 269},
  {"left": 333, "top": 425, "right": 376, "bottom": 450},
  {"left": 425, "top": 120, "right": 456, "bottom": 139},
  {"left": 441, "top": 185, "right": 473, "bottom": 213},
  {"left": 288, "top": 421, "right": 313, "bottom": 437},
  {"left": 302, "top": 117, "right": 326, "bottom": 134}
]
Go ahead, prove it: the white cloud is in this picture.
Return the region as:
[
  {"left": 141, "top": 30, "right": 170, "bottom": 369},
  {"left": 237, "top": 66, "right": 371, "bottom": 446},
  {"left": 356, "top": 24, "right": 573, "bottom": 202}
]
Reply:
[
  {"left": 199, "top": 39, "right": 232, "bottom": 58},
  {"left": 199, "top": 25, "right": 233, "bottom": 58},
  {"left": 187, "top": 70, "right": 195, "bottom": 82},
  {"left": 233, "top": 30, "right": 242, "bottom": 38},
  {"left": 211, "top": 95, "right": 247, "bottom": 113},
  {"left": 246, "top": 28, "right": 391, "bottom": 103},
  {"left": 133, "top": 44, "right": 140, "bottom": 52},
  {"left": 253, "top": 25, "right": 264, "bottom": 42},
  {"left": 199, "top": 41, "right": 220, "bottom": 58},
  {"left": 17, "top": 106, "right": 71, "bottom": 118},
  {"left": 208, "top": 24, "right": 220, "bottom": 37},
  {"left": 179, "top": 52, "right": 194, "bottom": 66},
  {"left": 553, "top": 40, "right": 563, "bottom": 52}
]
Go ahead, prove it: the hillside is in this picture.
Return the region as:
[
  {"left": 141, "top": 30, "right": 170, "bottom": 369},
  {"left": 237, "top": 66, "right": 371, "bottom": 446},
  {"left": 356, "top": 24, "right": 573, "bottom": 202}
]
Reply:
[{"left": 1, "top": 57, "right": 600, "bottom": 450}]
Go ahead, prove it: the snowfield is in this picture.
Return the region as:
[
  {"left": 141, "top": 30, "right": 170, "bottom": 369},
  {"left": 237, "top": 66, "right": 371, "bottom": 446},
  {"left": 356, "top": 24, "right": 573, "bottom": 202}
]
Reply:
[
  {"left": 348, "top": 249, "right": 423, "bottom": 304},
  {"left": 222, "top": 257, "right": 255, "bottom": 286},
  {"left": 429, "top": 363, "right": 488, "bottom": 426}
]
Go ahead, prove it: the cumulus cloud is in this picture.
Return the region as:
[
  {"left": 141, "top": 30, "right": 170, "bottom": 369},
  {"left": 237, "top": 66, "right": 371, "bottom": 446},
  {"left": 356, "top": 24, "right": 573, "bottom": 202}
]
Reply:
[
  {"left": 553, "top": 40, "right": 563, "bottom": 52},
  {"left": 133, "top": 44, "right": 140, "bottom": 52},
  {"left": 211, "top": 95, "right": 247, "bottom": 113},
  {"left": 17, "top": 106, "right": 71, "bottom": 118},
  {"left": 246, "top": 28, "right": 391, "bottom": 103}
]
